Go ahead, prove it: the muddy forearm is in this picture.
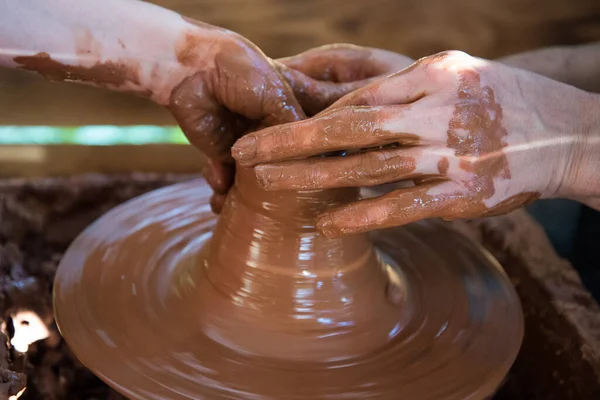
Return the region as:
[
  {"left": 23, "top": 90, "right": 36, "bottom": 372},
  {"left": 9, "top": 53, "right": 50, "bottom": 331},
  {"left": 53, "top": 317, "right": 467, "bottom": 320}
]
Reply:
[
  {"left": 498, "top": 42, "right": 600, "bottom": 93},
  {"left": 0, "top": 0, "right": 226, "bottom": 104}
]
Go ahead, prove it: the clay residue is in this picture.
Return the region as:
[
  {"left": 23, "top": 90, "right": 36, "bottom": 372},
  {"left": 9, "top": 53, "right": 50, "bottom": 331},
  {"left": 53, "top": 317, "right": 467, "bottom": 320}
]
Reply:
[
  {"left": 255, "top": 149, "right": 417, "bottom": 190},
  {"left": 14, "top": 28, "right": 143, "bottom": 91},
  {"left": 177, "top": 16, "right": 227, "bottom": 67},
  {"left": 53, "top": 174, "right": 522, "bottom": 399},
  {"left": 447, "top": 70, "right": 511, "bottom": 199},
  {"left": 233, "top": 108, "right": 420, "bottom": 166},
  {"left": 175, "top": 32, "right": 206, "bottom": 67},
  {"left": 169, "top": 23, "right": 304, "bottom": 166},
  {"left": 74, "top": 28, "right": 103, "bottom": 57},
  {"left": 480, "top": 192, "right": 541, "bottom": 217},
  {"left": 437, "top": 157, "right": 449, "bottom": 174},
  {"left": 14, "top": 52, "right": 141, "bottom": 88}
]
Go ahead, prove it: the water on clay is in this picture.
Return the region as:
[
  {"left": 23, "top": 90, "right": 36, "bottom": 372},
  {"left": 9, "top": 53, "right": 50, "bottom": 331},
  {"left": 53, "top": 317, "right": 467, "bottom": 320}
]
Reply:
[{"left": 54, "top": 177, "right": 523, "bottom": 400}]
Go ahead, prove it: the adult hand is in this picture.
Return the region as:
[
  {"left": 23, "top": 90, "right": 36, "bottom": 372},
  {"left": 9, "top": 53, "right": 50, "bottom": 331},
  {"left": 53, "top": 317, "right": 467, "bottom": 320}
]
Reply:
[
  {"left": 168, "top": 19, "right": 307, "bottom": 212},
  {"left": 196, "top": 44, "right": 414, "bottom": 210},
  {"left": 277, "top": 44, "right": 414, "bottom": 115},
  {"left": 232, "top": 50, "right": 598, "bottom": 237}
]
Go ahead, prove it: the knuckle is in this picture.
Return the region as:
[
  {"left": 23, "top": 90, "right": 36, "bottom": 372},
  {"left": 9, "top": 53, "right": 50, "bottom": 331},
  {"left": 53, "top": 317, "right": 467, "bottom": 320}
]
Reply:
[
  {"left": 318, "top": 107, "right": 350, "bottom": 143},
  {"left": 353, "top": 87, "right": 379, "bottom": 106},
  {"left": 363, "top": 151, "right": 393, "bottom": 178}
]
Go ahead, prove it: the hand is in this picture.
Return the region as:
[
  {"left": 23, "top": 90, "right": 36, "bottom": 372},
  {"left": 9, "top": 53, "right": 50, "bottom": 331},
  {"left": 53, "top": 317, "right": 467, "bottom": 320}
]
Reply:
[
  {"left": 277, "top": 44, "right": 414, "bottom": 115},
  {"left": 181, "top": 42, "right": 413, "bottom": 211},
  {"left": 232, "top": 50, "right": 596, "bottom": 237},
  {"left": 168, "top": 19, "right": 307, "bottom": 212}
]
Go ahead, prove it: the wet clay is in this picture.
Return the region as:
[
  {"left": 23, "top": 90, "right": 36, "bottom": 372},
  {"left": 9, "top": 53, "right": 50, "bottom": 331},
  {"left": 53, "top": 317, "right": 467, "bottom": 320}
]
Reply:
[
  {"left": 447, "top": 69, "right": 510, "bottom": 199},
  {"left": 13, "top": 52, "right": 143, "bottom": 91},
  {"left": 54, "top": 164, "right": 523, "bottom": 399}
]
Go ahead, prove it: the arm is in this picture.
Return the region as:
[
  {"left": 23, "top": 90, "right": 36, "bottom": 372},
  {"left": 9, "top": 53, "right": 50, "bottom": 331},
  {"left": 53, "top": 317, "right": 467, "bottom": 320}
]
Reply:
[
  {"left": 0, "top": 0, "right": 215, "bottom": 105},
  {"left": 0, "top": 0, "right": 310, "bottom": 213},
  {"left": 497, "top": 42, "right": 600, "bottom": 93},
  {"left": 564, "top": 93, "right": 600, "bottom": 210}
]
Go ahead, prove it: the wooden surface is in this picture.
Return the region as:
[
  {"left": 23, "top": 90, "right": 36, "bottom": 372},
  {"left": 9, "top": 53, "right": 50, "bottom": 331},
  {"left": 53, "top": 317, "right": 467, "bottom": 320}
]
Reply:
[
  {"left": 0, "top": 0, "right": 599, "bottom": 125},
  {"left": 0, "top": 145, "right": 203, "bottom": 178}
]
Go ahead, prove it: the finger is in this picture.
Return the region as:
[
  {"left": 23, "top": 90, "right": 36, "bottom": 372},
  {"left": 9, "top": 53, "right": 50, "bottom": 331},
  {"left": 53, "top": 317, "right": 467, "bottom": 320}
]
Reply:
[
  {"left": 331, "top": 61, "right": 432, "bottom": 108},
  {"left": 202, "top": 158, "right": 235, "bottom": 195},
  {"left": 170, "top": 73, "right": 247, "bottom": 162},
  {"left": 316, "top": 181, "right": 464, "bottom": 238},
  {"left": 232, "top": 105, "right": 423, "bottom": 166},
  {"left": 278, "top": 44, "right": 412, "bottom": 81},
  {"left": 277, "top": 64, "right": 374, "bottom": 115},
  {"left": 255, "top": 147, "right": 439, "bottom": 190}
]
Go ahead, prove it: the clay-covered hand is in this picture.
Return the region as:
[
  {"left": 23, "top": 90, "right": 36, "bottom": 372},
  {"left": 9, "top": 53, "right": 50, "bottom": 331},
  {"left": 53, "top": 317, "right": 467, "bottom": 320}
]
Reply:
[
  {"left": 276, "top": 44, "right": 414, "bottom": 115},
  {"left": 168, "top": 20, "right": 308, "bottom": 213},
  {"left": 232, "top": 50, "right": 599, "bottom": 237},
  {"left": 197, "top": 44, "right": 413, "bottom": 209}
]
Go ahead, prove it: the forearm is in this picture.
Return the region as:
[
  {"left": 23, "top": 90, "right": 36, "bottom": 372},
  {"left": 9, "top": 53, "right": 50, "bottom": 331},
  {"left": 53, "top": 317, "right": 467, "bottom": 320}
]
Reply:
[
  {"left": 0, "top": 0, "right": 226, "bottom": 104},
  {"left": 498, "top": 42, "right": 600, "bottom": 93},
  {"left": 559, "top": 92, "right": 600, "bottom": 210}
]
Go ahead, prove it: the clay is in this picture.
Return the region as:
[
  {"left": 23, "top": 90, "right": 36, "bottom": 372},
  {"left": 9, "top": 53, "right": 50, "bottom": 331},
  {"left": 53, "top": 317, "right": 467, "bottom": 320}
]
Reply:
[
  {"left": 447, "top": 69, "right": 510, "bottom": 197},
  {"left": 254, "top": 148, "right": 418, "bottom": 190},
  {"left": 438, "top": 157, "right": 450, "bottom": 174},
  {"left": 13, "top": 53, "right": 144, "bottom": 93},
  {"left": 232, "top": 109, "right": 421, "bottom": 165},
  {"left": 54, "top": 164, "right": 523, "bottom": 399},
  {"left": 0, "top": 174, "right": 195, "bottom": 400},
  {"left": 2, "top": 173, "right": 599, "bottom": 399}
]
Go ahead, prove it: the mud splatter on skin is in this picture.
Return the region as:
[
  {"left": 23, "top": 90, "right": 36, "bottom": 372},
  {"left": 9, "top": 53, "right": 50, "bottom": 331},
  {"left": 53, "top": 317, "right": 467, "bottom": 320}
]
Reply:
[
  {"left": 14, "top": 52, "right": 142, "bottom": 88},
  {"left": 432, "top": 68, "right": 541, "bottom": 219},
  {"left": 448, "top": 70, "right": 511, "bottom": 198},
  {"left": 437, "top": 157, "right": 449, "bottom": 174},
  {"left": 177, "top": 16, "right": 229, "bottom": 67},
  {"left": 316, "top": 59, "right": 540, "bottom": 238},
  {"left": 255, "top": 149, "right": 418, "bottom": 191},
  {"left": 175, "top": 32, "right": 207, "bottom": 67},
  {"left": 172, "top": 15, "right": 307, "bottom": 213},
  {"left": 13, "top": 28, "right": 146, "bottom": 94}
]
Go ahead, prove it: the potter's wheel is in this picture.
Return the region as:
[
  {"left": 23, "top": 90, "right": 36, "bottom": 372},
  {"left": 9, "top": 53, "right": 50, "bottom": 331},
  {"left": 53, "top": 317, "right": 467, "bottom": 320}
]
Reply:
[{"left": 54, "top": 174, "right": 523, "bottom": 400}]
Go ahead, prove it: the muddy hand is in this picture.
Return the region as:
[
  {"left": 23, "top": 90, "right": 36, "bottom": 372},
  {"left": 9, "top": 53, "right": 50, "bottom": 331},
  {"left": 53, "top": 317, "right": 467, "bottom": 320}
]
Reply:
[
  {"left": 233, "top": 50, "right": 597, "bottom": 237},
  {"left": 277, "top": 44, "right": 414, "bottom": 116},
  {"left": 168, "top": 20, "right": 306, "bottom": 212}
]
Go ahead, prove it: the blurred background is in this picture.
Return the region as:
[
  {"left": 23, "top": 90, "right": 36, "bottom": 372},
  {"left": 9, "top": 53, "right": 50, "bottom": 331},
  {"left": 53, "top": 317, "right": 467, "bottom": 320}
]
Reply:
[{"left": 0, "top": 0, "right": 599, "bottom": 296}]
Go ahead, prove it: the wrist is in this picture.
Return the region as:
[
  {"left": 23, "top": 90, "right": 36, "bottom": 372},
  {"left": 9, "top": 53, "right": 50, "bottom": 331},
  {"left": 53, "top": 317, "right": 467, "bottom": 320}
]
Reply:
[
  {"left": 559, "top": 92, "right": 600, "bottom": 200},
  {"left": 4, "top": 0, "right": 231, "bottom": 105},
  {"left": 497, "top": 46, "right": 572, "bottom": 83},
  {"left": 109, "top": 4, "right": 232, "bottom": 105}
]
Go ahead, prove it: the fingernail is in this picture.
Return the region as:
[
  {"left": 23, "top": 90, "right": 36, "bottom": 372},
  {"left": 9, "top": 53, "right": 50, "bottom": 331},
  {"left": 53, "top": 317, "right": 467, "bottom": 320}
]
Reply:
[
  {"left": 255, "top": 165, "right": 276, "bottom": 190},
  {"left": 231, "top": 136, "right": 257, "bottom": 163},
  {"left": 317, "top": 213, "right": 341, "bottom": 238}
]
